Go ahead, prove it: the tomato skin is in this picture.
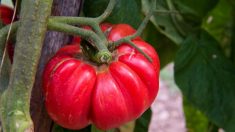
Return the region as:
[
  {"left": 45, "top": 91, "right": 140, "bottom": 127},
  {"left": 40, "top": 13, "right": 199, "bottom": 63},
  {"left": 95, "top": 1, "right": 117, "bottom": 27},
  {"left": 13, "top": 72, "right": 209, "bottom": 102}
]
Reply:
[
  {"left": 43, "top": 24, "right": 160, "bottom": 130},
  {"left": 0, "top": 5, "right": 14, "bottom": 25},
  {"left": 108, "top": 24, "right": 142, "bottom": 41},
  {"left": 44, "top": 58, "right": 96, "bottom": 129}
]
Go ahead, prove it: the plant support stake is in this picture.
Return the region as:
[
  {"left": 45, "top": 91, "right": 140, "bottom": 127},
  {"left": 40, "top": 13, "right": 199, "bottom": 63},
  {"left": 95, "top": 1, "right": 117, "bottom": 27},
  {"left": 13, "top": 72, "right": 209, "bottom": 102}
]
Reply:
[{"left": 0, "top": 0, "right": 53, "bottom": 131}]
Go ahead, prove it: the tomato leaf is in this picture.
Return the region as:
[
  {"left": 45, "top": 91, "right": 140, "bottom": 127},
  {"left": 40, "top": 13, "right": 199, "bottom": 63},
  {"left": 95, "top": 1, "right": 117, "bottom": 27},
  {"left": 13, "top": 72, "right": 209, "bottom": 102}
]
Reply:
[
  {"left": 83, "top": 0, "right": 142, "bottom": 28},
  {"left": 142, "top": 0, "right": 184, "bottom": 44},
  {"left": 134, "top": 108, "right": 152, "bottom": 132},
  {"left": 142, "top": 0, "right": 219, "bottom": 45},
  {"left": 183, "top": 97, "right": 209, "bottom": 132},
  {"left": 202, "top": 0, "right": 233, "bottom": 57},
  {"left": 174, "top": 0, "right": 219, "bottom": 24},
  {"left": 174, "top": 30, "right": 235, "bottom": 132}
]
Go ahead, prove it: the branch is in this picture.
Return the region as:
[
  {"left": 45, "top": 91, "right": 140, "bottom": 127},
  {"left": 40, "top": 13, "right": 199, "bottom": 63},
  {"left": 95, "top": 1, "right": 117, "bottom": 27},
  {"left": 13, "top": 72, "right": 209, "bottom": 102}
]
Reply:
[
  {"left": 166, "top": 0, "right": 186, "bottom": 37},
  {"left": 109, "top": 0, "right": 157, "bottom": 62},
  {"left": 49, "top": 0, "right": 116, "bottom": 25},
  {"left": 0, "top": 22, "right": 19, "bottom": 96},
  {"left": 47, "top": 20, "right": 112, "bottom": 63},
  {"left": 0, "top": 0, "right": 53, "bottom": 131},
  {"left": 0, "top": 22, "right": 19, "bottom": 63},
  {"left": 95, "top": 0, "right": 116, "bottom": 23}
]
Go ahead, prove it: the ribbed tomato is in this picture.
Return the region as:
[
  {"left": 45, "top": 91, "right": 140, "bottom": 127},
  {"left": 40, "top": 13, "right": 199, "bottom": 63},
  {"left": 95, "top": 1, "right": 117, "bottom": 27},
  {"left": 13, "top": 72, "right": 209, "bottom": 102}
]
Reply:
[{"left": 43, "top": 24, "right": 160, "bottom": 130}]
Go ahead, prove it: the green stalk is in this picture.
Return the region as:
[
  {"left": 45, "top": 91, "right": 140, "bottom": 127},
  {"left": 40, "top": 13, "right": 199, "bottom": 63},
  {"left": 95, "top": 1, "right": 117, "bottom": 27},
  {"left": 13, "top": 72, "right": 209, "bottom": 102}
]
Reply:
[
  {"left": 0, "top": 22, "right": 19, "bottom": 63},
  {"left": 110, "top": 0, "right": 156, "bottom": 62},
  {"left": 0, "top": 22, "right": 19, "bottom": 97},
  {"left": 47, "top": 20, "right": 112, "bottom": 63},
  {"left": 49, "top": 0, "right": 117, "bottom": 47},
  {"left": 0, "top": 0, "right": 53, "bottom": 131},
  {"left": 166, "top": 0, "right": 186, "bottom": 37}
]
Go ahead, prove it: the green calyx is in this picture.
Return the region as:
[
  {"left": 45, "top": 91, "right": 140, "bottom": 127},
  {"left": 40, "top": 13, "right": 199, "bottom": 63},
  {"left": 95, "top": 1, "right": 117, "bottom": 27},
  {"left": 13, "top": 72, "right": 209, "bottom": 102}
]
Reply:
[{"left": 95, "top": 51, "right": 112, "bottom": 63}]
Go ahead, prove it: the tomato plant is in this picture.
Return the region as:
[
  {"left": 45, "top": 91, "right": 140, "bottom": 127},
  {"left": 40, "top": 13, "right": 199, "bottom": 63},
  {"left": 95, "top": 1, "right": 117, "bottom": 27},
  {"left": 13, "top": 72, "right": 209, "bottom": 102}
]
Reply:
[
  {"left": 1, "top": 0, "right": 235, "bottom": 132},
  {"left": 43, "top": 24, "right": 160, "bottom": 130}
]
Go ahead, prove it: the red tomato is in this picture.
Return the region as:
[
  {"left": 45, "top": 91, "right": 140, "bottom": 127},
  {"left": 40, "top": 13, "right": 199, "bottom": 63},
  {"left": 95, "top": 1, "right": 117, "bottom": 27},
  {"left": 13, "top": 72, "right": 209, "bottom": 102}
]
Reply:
[
  {"left": 107, "top": 24, "right": 142, "bottom": 41},
  {"left": 0, "top": 5, "right": 14, "bottom": 25},
  {"left": 43, "top": 24, "right": 160, "bottom": 130}
]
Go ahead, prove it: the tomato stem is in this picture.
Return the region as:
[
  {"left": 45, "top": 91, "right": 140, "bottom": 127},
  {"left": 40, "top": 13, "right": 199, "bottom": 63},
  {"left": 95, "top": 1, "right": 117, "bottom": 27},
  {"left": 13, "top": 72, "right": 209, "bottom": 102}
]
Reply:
[
  {"left": 48, "top": 20, "right": 112, "bottom": 63},
  {"left": 166, "top": 0, "right": 186, "bottom": 37},
  {"left": 47, "top": 0, "right": 117, "bottom": 63},
  {"left": 48, "top": 0, "right": 117, "bottom": 47},
  {"left": 154, "top": 10, "right": 180, "bottom": 14},
  {"left": 0, "top": 22, "right": 19, "bottom": 97},
  {"left": 109, "top": 0, "right": 156, "bottom": 62},
  {"left": 127, "top": 40, "right": 152, "bottom": 62},
  {"left": 95, "top": 0, "right": 116, "bottom": 23}
]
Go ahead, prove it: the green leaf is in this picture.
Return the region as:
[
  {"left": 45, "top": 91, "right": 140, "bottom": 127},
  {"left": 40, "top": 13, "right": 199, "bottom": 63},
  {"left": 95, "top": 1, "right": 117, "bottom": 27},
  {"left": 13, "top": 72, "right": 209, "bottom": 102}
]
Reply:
[
  {"left": 174, "top": 30, "right": 235, "bottom": 132},
  {"left": 174, "top": 0, "right": 219, "bottom": 24},
  {"left": 134, "top": 108, "right": 152, "bottom": 132},
  {"left": 202, "top": 0, "right": 233, "bottom": 57},
  {"left": 142, "top": 0, "right": 219, "bottom": 45},
  {"left": 83, "top": 0, "right": 142, "bottom": 28},
  {"left": 183, "top": 97, "right": 209, "bottom": 132},
  {"left": 91, "top": 125, "right": 102, "bottom": 132},
  {"left": 231, "top": 20, "right": 235, "bottom": 65},
  {"left": 142, "top": 0, "right": 184, "bottom": 44}
]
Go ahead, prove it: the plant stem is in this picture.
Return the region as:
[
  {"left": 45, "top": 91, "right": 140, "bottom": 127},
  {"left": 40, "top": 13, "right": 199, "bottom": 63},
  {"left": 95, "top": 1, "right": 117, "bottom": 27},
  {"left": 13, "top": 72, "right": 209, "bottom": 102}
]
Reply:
[
  {"left": 0, "top": 0, "right": 53, "bottom": 131},
  {"left": 166, "top": 0, "right": 186, "bottom": 37},
  {"left": 127, "top": 40, "right": 152, "bottom": 62},
  {"left": 47, "top": 19, "right": 100, "bottom": 44},
  {"left": 47, "top": 20, "right": 112, "bottom": 63},
  {"left": 154, "top": 10, "right": 180, "bottom": 15},
  {"left": 49, "top": 0, "right": 117, "bottom": 47},
  {"left": 0, "top": 22, "right": 19, "bottom": 97},
  {"left": 48, "top": 0, "right": 118, "bottom": 63},
  {"left": 110, "top": 0, "right": 156, "bottom": 62},
  {"left": 0, "top": 22, "right": 19, "bottom": 63},
  {"left": 95, "top": 0, "right": 116, "bottom": 23},
  {"left": 49, "top": 0, "right": 116, "bottom": 25}
]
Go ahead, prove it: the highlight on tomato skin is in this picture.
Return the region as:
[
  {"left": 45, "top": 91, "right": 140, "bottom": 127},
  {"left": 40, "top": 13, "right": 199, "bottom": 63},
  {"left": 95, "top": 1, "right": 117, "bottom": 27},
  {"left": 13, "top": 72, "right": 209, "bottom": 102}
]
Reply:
[
  {"left": 43, "top": 23, "right": 160, "bottom": 130},
  {"left": 107, "top": 24, "right": 142, "bottom": 42}
]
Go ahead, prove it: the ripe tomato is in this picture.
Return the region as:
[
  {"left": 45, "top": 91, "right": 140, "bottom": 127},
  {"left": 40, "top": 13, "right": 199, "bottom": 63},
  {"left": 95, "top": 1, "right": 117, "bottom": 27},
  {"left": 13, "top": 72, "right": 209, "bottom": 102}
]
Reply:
[
  {"left": 43, "top": 23, "right": 160, "bottom": 130},
  {"left": 107, "top": 24, "right": 142, "bottom": 41},
  {"left": 0, "top": 5, "right": 14, "bottom": 25}
]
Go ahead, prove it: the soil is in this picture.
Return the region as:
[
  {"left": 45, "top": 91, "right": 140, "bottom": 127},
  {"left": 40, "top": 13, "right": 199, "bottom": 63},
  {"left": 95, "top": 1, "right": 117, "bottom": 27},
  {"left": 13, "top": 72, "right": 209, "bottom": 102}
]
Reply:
[{"left": 149, "top": 65, "right": 186, "bottom": 132}]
